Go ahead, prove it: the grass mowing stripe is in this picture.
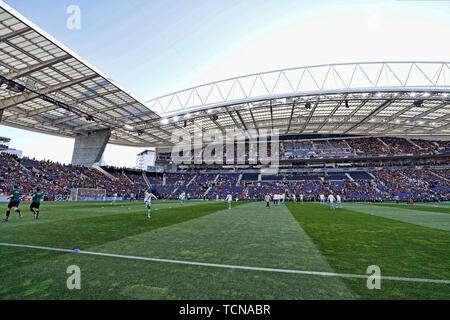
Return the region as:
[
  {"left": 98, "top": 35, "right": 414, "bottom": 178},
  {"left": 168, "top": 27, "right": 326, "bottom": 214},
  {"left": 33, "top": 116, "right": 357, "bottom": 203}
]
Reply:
[
  {"left": 81, "top": 202, "right": 353, "bottom": 299},
  {"left": 0, "top": 202, "right": 351, "bottom": 300},
  {"left": 345, "top": 203, "right": 450, "bottom": 231},
  {"left": 86, "top": 202, "right": 344, "bottom": 271},
  {"left": 0, "top": 247, "right": 348, "bottom": 300},
  {"left": 0, "top": 205, "right": 198, "bottom": 229},
  {"left": 370, "top": 203, "right": 450, "bottom": 214},
  {"left": 419, "top": 203, "right": 450, "bottom": 208},
  {"left": 0, "top": 202, "right": 242, "bottom": 248},
  {"left": 0, "top": 201, "right": 246, "bottom": 273},
  {"left": 2, "top": 242, "right": 449, "bottom": 284},
  {"left": 0, "top": 201, "right": 204, "bottom": 227},
  {"left": 286, "top": 203, "right": 450, "bottom": 299}
]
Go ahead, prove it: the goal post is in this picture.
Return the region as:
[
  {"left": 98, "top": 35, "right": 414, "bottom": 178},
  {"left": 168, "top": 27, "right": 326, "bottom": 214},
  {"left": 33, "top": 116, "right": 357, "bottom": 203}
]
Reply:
[{"left": 70, "top": 188, "right": 107, "bottom": 201}]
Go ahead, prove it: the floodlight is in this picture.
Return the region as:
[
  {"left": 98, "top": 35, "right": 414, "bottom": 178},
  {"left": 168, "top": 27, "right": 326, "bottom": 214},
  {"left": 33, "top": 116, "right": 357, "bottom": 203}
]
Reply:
[
  {"left": 6, "top": 79, "right": 25, "bottom": 93},
  {"left": 413, "top": 100, "right": 424, "bottom": 108}
]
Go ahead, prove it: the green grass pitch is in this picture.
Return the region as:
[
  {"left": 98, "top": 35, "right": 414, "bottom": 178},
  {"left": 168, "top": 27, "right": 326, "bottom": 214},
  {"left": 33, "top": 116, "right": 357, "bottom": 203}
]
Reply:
[{"left": 0, "top": 200, "right": 449, "bottom": 300}]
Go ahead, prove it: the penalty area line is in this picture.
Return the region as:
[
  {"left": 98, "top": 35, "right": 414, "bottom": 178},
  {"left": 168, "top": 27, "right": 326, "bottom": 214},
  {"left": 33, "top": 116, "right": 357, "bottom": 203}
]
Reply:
[{"left": 0, "top": 242, "right": 449, "bottom": 284}]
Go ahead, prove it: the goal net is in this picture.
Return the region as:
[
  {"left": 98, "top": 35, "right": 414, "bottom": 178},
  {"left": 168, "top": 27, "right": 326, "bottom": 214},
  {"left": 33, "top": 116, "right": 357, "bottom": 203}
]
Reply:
[{"left": 70, "top": 188, "right": 107, "bottom": 201}]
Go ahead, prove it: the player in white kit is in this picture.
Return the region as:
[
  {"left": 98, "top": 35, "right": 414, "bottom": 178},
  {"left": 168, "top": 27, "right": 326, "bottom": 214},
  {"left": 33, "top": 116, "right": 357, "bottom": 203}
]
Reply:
[
  {"left": 179, "top": 192, "right": 186, "bottom": 205},
  {"left": 328, "top": 194, "right": 336, "bottom": 210},
  {"left": 336, "top": 194, "right": 343, "bottom": 208},
  {"left": 320, "top": 194, "right": 325, "bottom": 205},
  {"left": 144, "top": 189, "right": 158, "bottom": 219},
  {"left": 226, "top": 193, "right": 232, "bottom": 210},
  {"left": 265, "top": 194, "right": 271, "bottom": 208}
]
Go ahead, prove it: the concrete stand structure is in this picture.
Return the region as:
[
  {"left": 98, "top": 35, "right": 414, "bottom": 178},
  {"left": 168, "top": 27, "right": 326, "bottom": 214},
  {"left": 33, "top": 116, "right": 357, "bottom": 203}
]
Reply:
[{"left": 71, "top": 129, "right": 111, "bottom": 167}]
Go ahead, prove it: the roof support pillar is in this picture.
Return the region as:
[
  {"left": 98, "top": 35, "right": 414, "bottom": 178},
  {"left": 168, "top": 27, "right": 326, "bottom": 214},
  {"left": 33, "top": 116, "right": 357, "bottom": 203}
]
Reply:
[{"left": 71, "top": 128, "right": 111, "bottom": 167}]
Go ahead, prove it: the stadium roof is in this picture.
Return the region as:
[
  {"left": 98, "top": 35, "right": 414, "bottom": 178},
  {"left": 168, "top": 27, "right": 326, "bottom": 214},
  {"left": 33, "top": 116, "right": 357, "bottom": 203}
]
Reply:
[
  {"left": 0, "top": 2, "right": 166, "bottom": 146},
  {"left": 0, "top": 135, "right": 9, "bottom": 142},
  {"left": 0, "top": 2, "right": 449, "bottom": 148},
  {"left": 148, "top": 61, "right": 450, "bottom": 142}
]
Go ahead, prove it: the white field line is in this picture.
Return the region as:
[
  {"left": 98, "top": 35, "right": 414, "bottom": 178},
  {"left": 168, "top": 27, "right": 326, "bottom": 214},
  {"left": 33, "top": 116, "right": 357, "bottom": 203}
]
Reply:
[{"left": 1, "top": 242, "right": 449, "bottom": 284}]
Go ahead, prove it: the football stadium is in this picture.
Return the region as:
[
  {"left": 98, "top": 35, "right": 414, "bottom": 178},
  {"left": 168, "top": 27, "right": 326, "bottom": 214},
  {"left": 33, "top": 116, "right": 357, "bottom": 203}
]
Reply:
[{"left": 0, "top": 1, "right": 449, "bottom": 303}]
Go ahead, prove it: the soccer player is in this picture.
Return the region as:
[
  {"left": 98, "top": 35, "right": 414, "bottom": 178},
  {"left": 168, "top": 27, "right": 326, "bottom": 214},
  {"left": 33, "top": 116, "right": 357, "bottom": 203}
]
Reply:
[
  {"left": 29, "top": 188, "right": 44, "bottom": 220},
  {"left": 4, "top": 185, "right": 22, "bottom": 222},
  {"left": 328, "top": 194, "right": 336, "bottom": 210},
  {"left": 320, "top": 194, "right": 325, "bottom": 205},
  {"left": 336, "top": 194, "right": 343, "bottom": 209},
  {"left": 179, "top": 192, "right": 186, "bottom": 205},
  {"left": 130, "top": 192, "right": 134, "bottom": 202},
  {"left": 292, "top": 194, "right": 296, "bottom": 203},
  {"left": 265, "top": 194, "right": 271, "bottom": 208},
  {"left": 300, "top": 193, "right": 304, "bottom": 204},
  {"left": 226, "top": 193, "right": 232, "bottom": 210},
  {"left": 144, "top": 189, "right": 158, "bottom": 219}
]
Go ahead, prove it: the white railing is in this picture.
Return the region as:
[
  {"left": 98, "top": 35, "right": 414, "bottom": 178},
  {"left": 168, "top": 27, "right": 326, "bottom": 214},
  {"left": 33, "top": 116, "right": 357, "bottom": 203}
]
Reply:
[{"left": 146, "top": 61, "right": 450, "bottom": 116}]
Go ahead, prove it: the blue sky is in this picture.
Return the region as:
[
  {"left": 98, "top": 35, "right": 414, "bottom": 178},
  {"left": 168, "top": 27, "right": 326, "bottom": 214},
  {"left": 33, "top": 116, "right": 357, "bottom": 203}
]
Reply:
[{"left": 1, "top": 0, "right": 449, "bottom": 166}]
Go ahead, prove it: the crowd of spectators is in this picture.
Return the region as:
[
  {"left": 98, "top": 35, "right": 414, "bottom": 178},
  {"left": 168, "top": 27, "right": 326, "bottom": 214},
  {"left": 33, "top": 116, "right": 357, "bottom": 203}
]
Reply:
[
  {"left": 159, "top": 137, "right": 448, "bottom": 163},
  {"left": 168, "top": 168, "right": 448, "bottom": 202},
  {"left": 347, "top": 137, "right": 443, "bottom": 156},
  {"left": 1, "top": 152, "right": 448, "bottom": 203},
  {"left": 371, "top": 168, "right": 448, "bottom": 201},
  {"left": 208, "top": 173, "right": 242, "bottom": 199},
  {"left": 0, "top": 153, "right": 149, "bottom": 199},
  {"left": 346, "top": 137, "right": 387, "bottom": 155}
]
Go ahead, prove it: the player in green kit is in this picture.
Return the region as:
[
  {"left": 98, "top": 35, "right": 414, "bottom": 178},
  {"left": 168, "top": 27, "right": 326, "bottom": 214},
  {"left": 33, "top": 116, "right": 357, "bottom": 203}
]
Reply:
[
  {"left": 30, "top": 188, "right": 44, "bottom": 220},
  {"left": 4, "top": 185, "right": 22, "bottom": 222}
]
